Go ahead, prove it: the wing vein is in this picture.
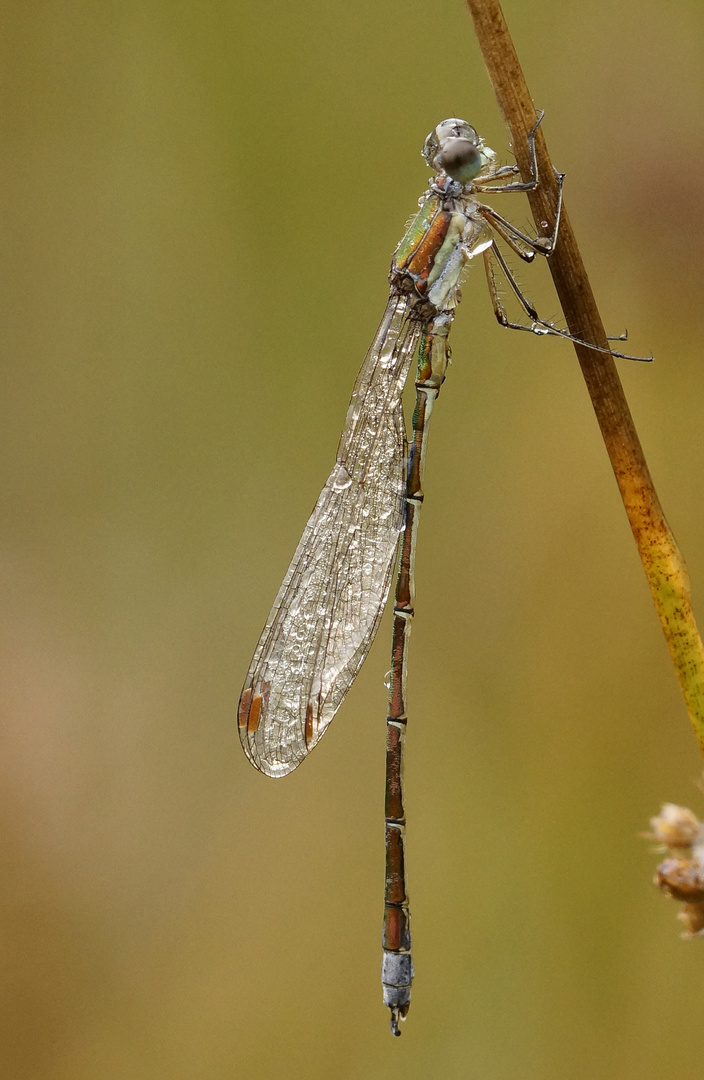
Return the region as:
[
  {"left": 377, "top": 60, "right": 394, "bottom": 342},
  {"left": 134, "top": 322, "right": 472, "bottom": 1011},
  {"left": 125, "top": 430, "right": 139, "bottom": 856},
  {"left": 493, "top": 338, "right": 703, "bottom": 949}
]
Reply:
[{"left": 240, "top": 295, "right": 421, "bottom": 776}]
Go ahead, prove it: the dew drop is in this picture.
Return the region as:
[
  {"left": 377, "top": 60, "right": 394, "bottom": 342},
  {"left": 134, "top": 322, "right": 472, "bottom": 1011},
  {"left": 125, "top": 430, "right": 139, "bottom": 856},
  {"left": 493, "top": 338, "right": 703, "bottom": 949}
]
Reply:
[{"left": 332, "top": 465, "right": 353, "bottom": 491}]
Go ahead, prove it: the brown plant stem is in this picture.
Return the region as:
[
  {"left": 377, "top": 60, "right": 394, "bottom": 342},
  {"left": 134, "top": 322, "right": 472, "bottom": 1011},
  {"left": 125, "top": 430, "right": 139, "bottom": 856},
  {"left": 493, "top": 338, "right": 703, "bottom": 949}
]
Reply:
[{"left": 465, "top": 0, "right": 704, "bottom": 756}]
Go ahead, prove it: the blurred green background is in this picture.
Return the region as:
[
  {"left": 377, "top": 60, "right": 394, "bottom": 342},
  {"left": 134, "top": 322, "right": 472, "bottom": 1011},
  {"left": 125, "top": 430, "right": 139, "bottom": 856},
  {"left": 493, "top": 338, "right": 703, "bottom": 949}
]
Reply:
[{"left": 2, "top": 1, "right": 704, "bottom": 1077}]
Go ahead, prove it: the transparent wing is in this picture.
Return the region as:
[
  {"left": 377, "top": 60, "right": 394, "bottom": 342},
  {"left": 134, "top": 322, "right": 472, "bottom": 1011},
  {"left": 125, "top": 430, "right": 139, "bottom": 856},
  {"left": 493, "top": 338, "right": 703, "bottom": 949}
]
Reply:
[{"left": 239, "top": 295, "right": 421, "bottom": 776}]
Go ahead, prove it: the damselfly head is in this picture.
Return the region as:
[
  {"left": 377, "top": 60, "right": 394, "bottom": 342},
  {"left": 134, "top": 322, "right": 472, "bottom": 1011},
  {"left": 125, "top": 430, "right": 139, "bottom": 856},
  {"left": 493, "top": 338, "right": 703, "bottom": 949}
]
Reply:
[{"left": 423, "top": 119, "right": 495, "bottom": 185}]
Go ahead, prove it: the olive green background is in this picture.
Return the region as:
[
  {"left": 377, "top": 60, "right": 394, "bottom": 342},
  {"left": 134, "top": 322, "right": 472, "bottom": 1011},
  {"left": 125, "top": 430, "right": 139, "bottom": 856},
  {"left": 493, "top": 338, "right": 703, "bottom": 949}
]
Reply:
[{"left": 2, "top": 1, "right": 704, "bottom": 1077}]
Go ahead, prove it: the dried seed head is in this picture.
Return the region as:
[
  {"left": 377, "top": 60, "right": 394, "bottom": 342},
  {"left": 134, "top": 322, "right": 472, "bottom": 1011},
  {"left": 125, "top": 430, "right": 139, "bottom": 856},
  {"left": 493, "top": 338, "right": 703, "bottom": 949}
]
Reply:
[{"left": 649, "top": 803, "right": 702, "bottom": 849}]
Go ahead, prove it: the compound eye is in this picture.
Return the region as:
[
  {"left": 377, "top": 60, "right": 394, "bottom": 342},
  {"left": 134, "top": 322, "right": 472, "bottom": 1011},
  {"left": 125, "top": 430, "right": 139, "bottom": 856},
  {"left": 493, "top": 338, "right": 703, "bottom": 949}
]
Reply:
[{"left": 436, "top": 138, "right": 482, "bottom": 183}]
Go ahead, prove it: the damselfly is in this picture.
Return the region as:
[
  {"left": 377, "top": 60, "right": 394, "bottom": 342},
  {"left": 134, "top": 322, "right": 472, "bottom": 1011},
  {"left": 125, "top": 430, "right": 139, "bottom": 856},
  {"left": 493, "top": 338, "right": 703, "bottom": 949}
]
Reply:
[{"left": 238, "top": 115, "right": 647, "bottom": 1035}]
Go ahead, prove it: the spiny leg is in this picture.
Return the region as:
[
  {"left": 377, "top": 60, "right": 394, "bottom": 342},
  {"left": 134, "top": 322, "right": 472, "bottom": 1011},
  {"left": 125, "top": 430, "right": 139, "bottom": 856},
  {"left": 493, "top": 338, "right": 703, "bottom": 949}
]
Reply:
[
  {"left": 475, "top": 120, "right": 642, "bottom": 356},
  {"left": 477, "top": 209, "right": 536, "bottom": 263},
  {"left": 483, "top": 241, "right": 652, "bottom": 361},
  {"left": 474, "top": 109, "right": 549, "bottom": 194},
  {"left": 476, "top": 168, "right": 565, "bottom": 257}
]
